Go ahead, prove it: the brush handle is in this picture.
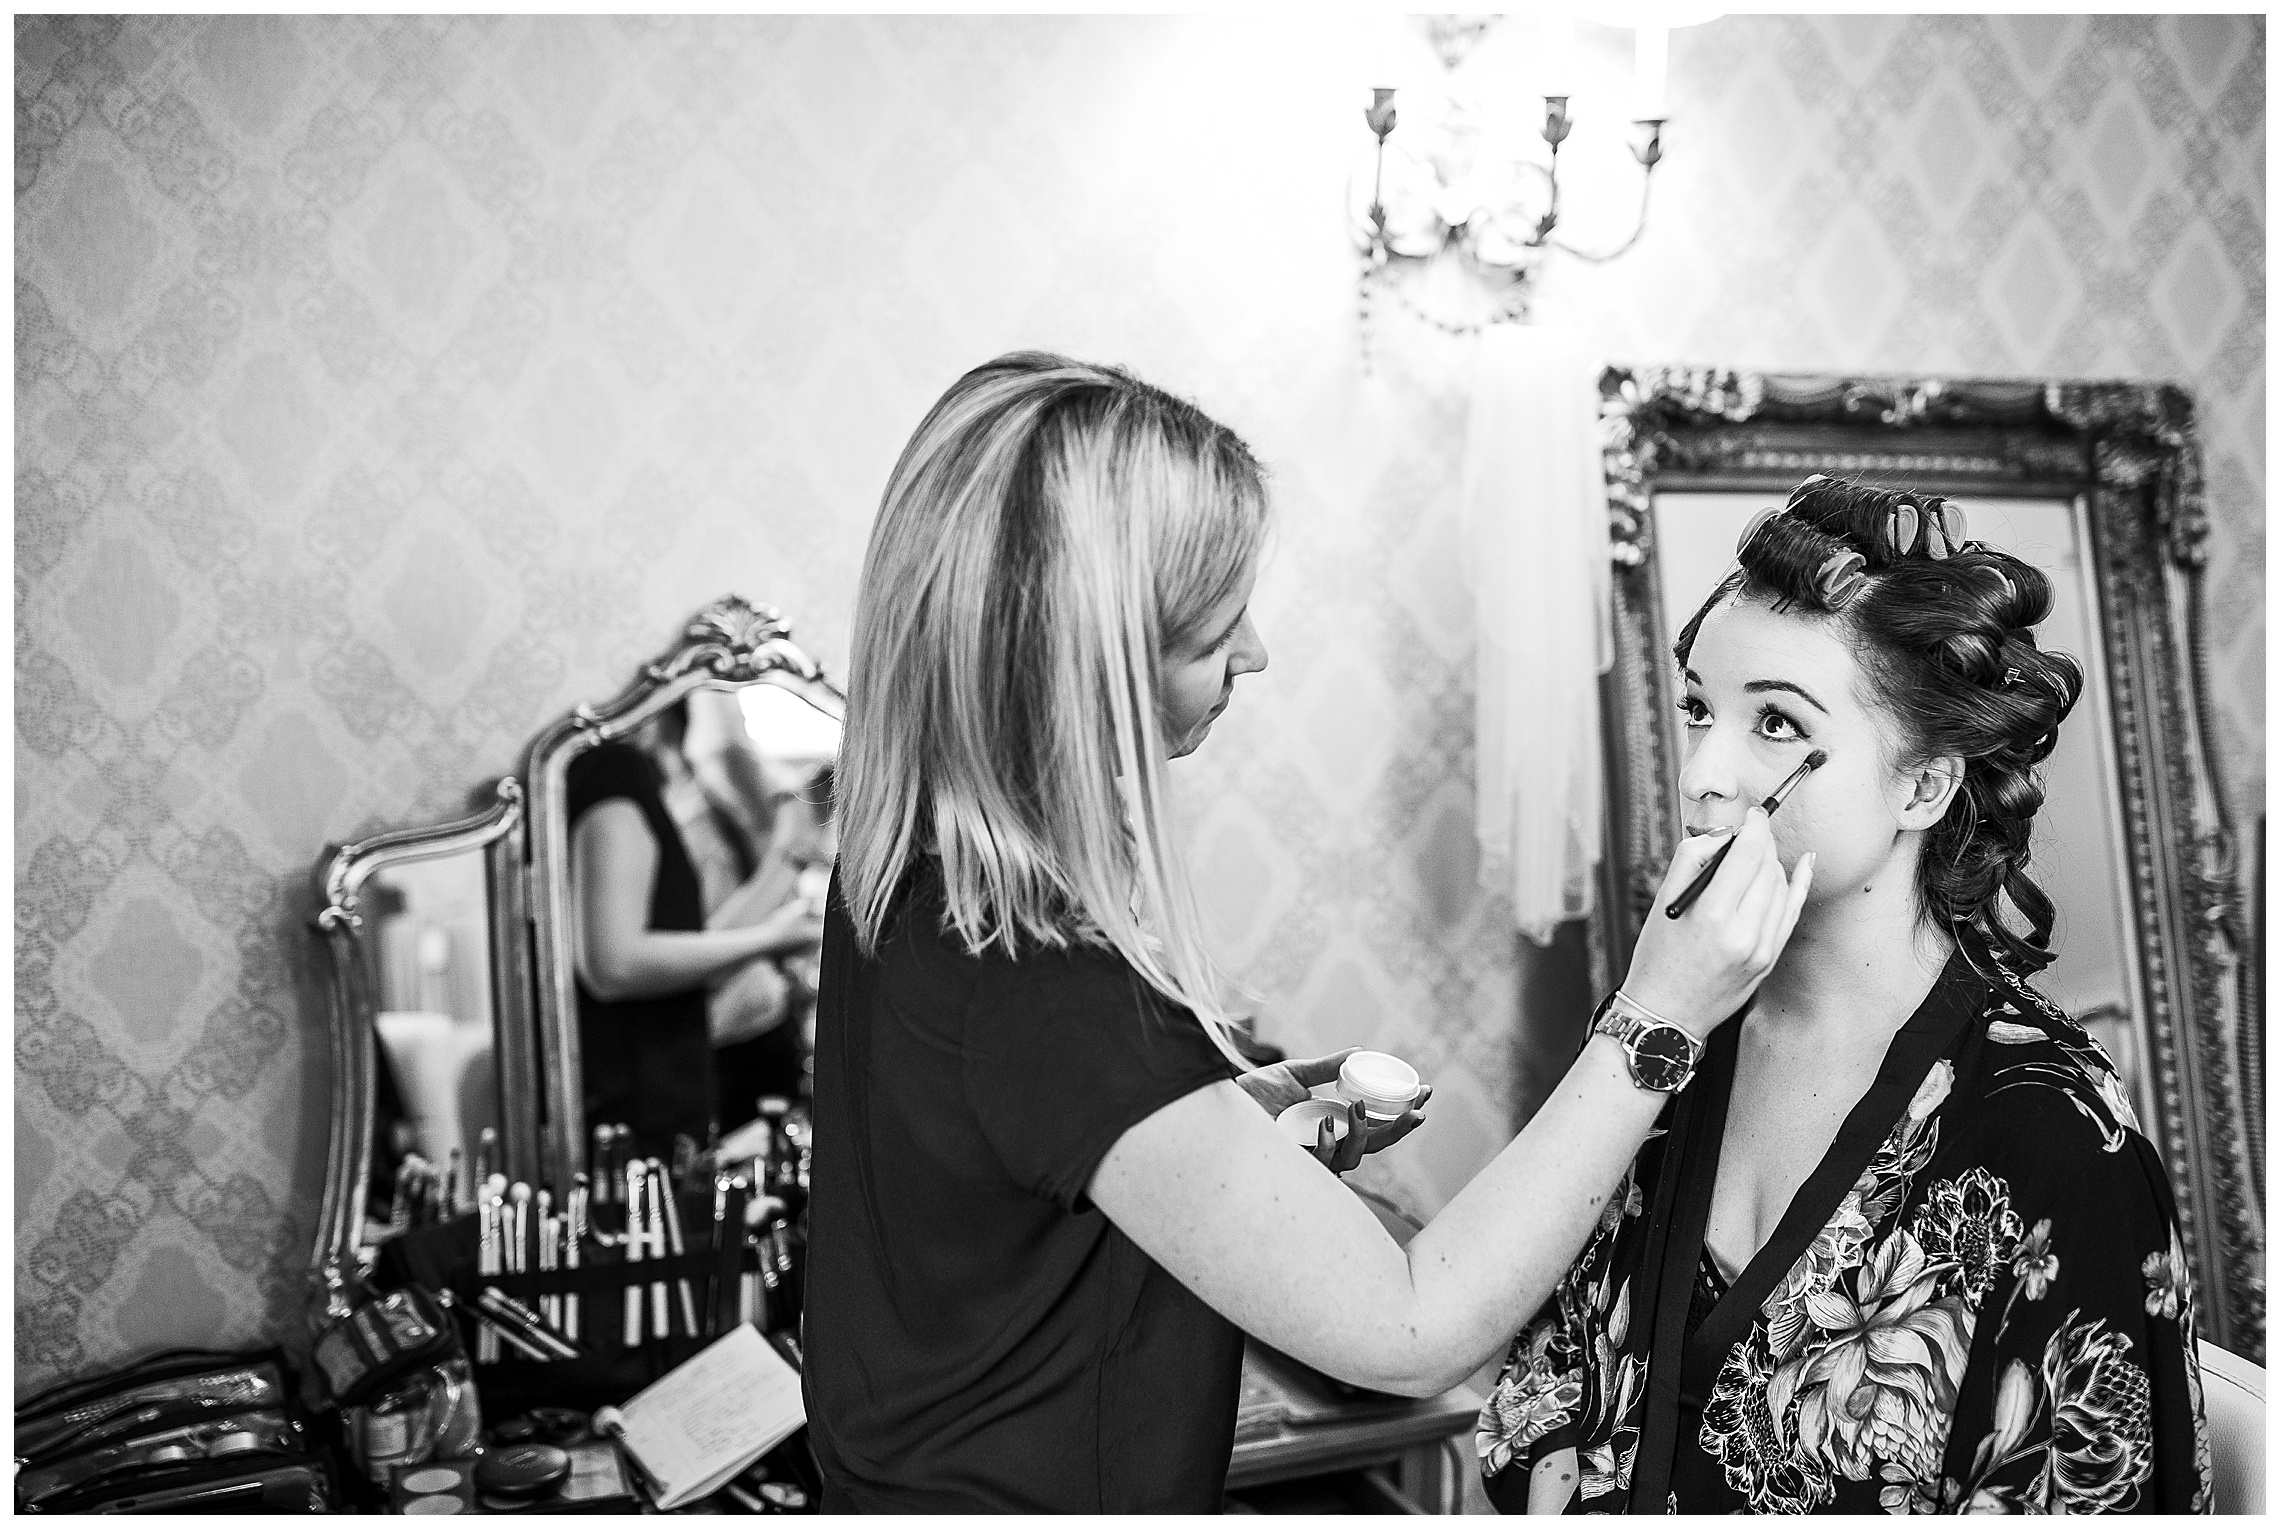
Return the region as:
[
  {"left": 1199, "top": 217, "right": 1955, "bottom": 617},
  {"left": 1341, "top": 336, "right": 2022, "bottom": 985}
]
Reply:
[{"left": 1664, "top": 834, "right": 1736, "bottom": 919}]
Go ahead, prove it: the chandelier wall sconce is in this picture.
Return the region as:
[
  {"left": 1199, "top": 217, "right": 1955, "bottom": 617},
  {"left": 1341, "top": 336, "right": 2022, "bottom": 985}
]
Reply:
[{"left": 1351, "top": 15, "right": 1687, "bottom": 368}]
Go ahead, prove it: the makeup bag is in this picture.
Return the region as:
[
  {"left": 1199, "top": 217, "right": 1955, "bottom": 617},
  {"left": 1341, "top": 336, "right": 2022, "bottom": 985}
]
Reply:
[
  {"left": 14, "top": 1347, "right": 336, "bottom": 1513},
  {"left": 308, "top": 1282, "right": 463, "bottom": 1408}
]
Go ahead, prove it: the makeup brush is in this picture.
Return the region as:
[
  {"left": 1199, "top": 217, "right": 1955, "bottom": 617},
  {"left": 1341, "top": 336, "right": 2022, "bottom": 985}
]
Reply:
[
  {"left": 643, "top": 1161, "right": 671, "bottom": 1339},
  {"left": 1665, "top": 749, "right": 1828, "bottom": 919},
  {"left": 564, "top": 1173, "right": 588, "bottom": 1342}
]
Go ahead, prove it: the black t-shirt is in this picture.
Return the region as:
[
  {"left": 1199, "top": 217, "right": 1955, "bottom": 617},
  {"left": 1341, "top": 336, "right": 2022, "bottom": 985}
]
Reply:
[
  {"left": 802, "top": 864, "right": 1244, "bottom": 1512},
  {"left": 566, "top": 741, "right": 715, "bottom": 1162}
]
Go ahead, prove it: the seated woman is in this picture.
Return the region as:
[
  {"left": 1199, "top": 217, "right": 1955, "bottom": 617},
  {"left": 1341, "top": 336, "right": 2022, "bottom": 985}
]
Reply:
[{"left": 1479, "top": 477, "right": 2210, "bottom": 1514}]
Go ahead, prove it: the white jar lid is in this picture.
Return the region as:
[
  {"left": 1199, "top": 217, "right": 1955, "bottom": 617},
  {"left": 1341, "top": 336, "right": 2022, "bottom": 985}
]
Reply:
[
  {"left": 1276, "top": 1098, "right": 1352, "bottom": 1147},
  {"left": 1340, "top": 1050, "right": 1419, "bottom": 1103}
]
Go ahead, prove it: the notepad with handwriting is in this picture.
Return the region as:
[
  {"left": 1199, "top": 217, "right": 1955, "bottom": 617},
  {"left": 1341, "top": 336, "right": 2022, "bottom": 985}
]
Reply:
[{"left": 613, "top": 1325, "right": 806, "bottom": 1510}]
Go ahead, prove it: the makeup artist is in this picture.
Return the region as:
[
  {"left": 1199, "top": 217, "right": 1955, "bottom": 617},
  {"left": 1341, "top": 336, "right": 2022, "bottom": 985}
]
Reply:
[
  {"left": 569, "top": 700, "right": 826, "bottom": 1164},
  {"left": 801, "top": 353, "right": 1815, "bottom": 1513}
]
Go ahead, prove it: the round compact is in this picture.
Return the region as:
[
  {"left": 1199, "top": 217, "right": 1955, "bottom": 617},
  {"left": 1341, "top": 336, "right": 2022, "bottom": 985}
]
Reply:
[
  {"left": 473, "top": 1442, "right": 571, "bottom": 1500},
  {"left": 398, "top": 1467, "right": 465, "bottom": 1495},
  {"left": 1336, "top": 1051, "right": 1420, "bottom": 1121},
  {"left": 1276, "top": 1097, "right": 1353, "bottom": 1150},
  {"left": 403, "top": 1494, "right": 467, "bottom": 1515}
]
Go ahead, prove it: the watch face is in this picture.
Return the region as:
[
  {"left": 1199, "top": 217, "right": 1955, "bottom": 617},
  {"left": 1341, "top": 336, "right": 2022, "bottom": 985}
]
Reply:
[{"left": 1629, "top": 1023, "right": 1696, "bottom": 1091}]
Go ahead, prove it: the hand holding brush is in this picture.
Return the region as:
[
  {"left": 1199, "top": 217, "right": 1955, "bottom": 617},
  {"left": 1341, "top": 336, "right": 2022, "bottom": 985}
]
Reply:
[{"left": 1666, "top": 749, "right": 1827, "bottom": 919}]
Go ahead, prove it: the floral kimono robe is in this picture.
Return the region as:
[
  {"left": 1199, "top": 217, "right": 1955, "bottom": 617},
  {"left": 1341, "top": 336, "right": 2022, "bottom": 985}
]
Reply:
[{"left": 1479, "top": 945, "right": 2211, "bottom": 1514}]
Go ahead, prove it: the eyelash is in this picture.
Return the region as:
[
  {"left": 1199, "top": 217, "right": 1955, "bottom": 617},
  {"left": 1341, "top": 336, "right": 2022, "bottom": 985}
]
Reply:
[
  {"left": 1678, "top": 697, "right": 1810, "bottom": 743},
  {"left": 1209, "top": 618, "right": 1243, "bottom": 654}
]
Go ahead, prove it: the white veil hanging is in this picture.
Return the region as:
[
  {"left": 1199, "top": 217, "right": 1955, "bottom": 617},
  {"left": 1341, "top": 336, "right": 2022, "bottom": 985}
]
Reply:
[{"left": 1461, "top": 323, "right": 1613, "bottom": 942}]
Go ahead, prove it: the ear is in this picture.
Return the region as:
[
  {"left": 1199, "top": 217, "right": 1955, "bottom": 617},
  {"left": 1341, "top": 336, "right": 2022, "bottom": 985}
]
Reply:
[{"left": 1895, "top": 754, "right": 1966, "bottom": 831}]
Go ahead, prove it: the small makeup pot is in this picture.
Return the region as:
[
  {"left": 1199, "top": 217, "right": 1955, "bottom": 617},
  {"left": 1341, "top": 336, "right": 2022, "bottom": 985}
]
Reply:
[
  {"left": 1335, "top": 1052, "right": 1421, "bottom": 1123},
  {"left": 1275, "top": 1098, "right": 1353, "bottom": 1150}
]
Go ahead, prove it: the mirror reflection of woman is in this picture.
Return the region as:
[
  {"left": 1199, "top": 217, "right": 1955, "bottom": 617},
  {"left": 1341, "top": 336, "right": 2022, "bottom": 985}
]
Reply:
[
  {"left": 708, "top": 763, "right": 837, "bottom": 1129},
  {"left": 802, "top": 353, "right": 1816, "bottom": 1512},
  {"left": 567, "top": 701, "right": 826, "bottom": 1164},
  {"left": 1479, "top": 478, "right": 2210, "bottom": 1514}
]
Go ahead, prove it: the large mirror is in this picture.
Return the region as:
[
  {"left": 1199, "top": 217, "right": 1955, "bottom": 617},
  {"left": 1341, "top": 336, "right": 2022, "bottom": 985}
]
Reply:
[
  {"left": 523, "top": 597, "right": 844, "bottom": 1190},
  {"left": 310, "top": 596, "right": 842, "bottom": 1302},
  {"left": 1592, "top": 369, "right": 2264, "bottom": 1360}
]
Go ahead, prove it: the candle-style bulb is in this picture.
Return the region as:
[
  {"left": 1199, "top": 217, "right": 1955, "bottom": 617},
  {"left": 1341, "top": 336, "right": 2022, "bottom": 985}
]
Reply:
[
  {"left": 1364, "top": 86, "right": 1397, "bottom": 142},
  {"left": 1542, "top": 95, "right": 1573, "bottom": 148},
  {"left": 1632, "top": 118, "right": 1667, "bottom": 170}
]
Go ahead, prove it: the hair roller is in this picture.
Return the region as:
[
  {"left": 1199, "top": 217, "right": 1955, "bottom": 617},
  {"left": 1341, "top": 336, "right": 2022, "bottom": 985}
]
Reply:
[
  {"left": 1736, "top": 504, "right": 1782, "bottom": 560},
  {"left": 1815, "top": 548, "right": 1867, "bottom": 608},
  {"left": 1787, "top": 473, "right": 1834, "bottom": 506},
  {"left": 1885, "top": 501, "right": 1921, "bottom": 560}
]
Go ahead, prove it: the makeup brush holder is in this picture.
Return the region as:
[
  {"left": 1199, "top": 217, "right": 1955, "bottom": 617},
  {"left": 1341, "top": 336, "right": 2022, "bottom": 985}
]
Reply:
[{"left": 370, "top": 1194, "right": 793, "bottom": 1416}]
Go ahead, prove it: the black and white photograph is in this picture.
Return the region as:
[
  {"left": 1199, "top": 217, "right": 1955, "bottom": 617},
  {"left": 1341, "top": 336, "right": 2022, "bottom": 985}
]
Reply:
[{"left": 13, "top": 8, "right": 2266, "bottom": 1515}]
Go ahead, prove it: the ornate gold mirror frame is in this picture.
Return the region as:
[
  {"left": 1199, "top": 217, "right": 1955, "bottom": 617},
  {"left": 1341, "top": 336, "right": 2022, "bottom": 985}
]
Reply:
[
  {"left": 1592, "top": 368, "right": 2264, "bottom": 1360},
  {"left": 523, "top": 595, "right": 845, "bottom": 1190},
  {"left": 308, "top": 780, "right": 535, "bottom": 1319}
]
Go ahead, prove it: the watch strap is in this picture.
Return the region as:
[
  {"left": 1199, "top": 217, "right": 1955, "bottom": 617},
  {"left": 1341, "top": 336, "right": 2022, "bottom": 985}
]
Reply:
[{"left": 1593, "top": 990, "right": 1704, "bottom": 1092}]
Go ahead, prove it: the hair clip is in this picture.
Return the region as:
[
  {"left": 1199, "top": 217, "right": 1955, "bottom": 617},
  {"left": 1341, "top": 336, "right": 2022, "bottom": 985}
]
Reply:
[
  {"left": 1923, "top": 500, "right": 1966, "bottom": 559},
  {"left": 1736, "top": 504, "right": 1782, "bottom": 559},
  {"left": 2002, "top": 666, "right": 2023, "bottom": 688},
  {"left": 1815, "top": 548, "right": 1867, "bottom": 609}
]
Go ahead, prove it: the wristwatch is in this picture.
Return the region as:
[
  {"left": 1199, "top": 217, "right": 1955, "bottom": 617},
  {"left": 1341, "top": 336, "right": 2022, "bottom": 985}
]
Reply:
[{"left": 1592, "top": 990, "right": 1704, "bottom": 1093}]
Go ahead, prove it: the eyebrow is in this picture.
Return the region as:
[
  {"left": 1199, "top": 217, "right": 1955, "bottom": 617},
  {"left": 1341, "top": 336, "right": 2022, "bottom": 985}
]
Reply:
[{"left": 1680, "top": 668, "right": 1831, "bottom": 715}]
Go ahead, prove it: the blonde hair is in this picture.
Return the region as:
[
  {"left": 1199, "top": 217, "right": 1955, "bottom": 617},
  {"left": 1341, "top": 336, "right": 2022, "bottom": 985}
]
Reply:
[{"left": 838, "top": 352, "right": 1268, "bottom": 1065}]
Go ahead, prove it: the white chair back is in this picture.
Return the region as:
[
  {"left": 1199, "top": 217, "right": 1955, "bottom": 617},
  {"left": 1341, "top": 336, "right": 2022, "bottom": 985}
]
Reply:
[{"left": 2199, "top": 1340, "right": 2265, "bottom": 1515}]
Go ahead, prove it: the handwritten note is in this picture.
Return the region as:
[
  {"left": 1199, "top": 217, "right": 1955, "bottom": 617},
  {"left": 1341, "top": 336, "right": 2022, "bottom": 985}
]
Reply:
[{"left": 614, "top": 1325, "right": 806, "bottom": 1509}]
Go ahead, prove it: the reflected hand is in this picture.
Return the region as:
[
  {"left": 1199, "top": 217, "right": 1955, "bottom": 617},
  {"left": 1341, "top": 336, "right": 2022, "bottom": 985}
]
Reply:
[{"left": 749, "top": 898, "right": 826, "bottom": 959}]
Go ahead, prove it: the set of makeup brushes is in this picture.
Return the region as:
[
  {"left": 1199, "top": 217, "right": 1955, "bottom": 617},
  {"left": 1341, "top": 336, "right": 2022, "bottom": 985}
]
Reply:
[
  {"left": 404, "top": 1112, "right": 814, "bottom": 1365},
  {"left": 472, "top": 1159, "right": 708, "bottom": 1360},
  {"left": 473, "top": 1172, "right": 587, "bottom": 1361},
  {"left": 388, "top": 1150, "right": 463, "bottom": 1232},
  {"left": 388, "top": 1126, "right": 506, "bottom": 1234}
]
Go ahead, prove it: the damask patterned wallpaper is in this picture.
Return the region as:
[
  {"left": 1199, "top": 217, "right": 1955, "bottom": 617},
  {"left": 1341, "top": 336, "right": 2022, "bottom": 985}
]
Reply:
[{"left": 16, "top": 14, "right": 2262, "bottom": 1392}]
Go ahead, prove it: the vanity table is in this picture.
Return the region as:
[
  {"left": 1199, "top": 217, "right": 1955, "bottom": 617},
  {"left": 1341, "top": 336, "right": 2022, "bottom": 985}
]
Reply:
[{"left": 1226, "top": 1342, "right": 1481, "bottom": 1514}]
